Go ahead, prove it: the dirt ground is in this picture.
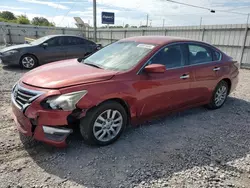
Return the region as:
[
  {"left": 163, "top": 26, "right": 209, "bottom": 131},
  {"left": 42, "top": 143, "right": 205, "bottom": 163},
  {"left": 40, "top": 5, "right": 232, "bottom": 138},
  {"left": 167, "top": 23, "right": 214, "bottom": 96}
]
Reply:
[{"left": 1, "top": 64, "right": 250, "bottom": 188}]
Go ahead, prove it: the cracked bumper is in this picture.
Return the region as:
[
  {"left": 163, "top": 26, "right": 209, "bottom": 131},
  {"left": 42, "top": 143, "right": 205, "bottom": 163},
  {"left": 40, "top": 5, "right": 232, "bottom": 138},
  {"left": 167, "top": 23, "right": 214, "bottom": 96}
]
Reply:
[{"left": 12, "top": 97, "right": 73, "bottom": 147}]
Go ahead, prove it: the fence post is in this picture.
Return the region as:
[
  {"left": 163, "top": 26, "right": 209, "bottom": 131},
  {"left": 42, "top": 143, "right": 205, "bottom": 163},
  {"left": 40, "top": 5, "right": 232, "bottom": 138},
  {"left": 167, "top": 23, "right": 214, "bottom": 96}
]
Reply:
[
  {"left": 110, "top": 30, "right": 113, "bottom": 43},
  {"left": 124, "top": 30, "right": 127, "bottom": 38},
  {"left": 7, "top": 28, "right": 12, "bottom": 44},
  {"left": 62, "top": 28, "right": 65, "bottom": 34},
  {"left": 201, "top": 28, "right": 205, "bottom": 41},
  {"left": 88, "top": 27, "right": 89, "bottom": 39},
  {"left": 164, "top": 29, "right": 167, "bottom": 36},
  {"left": 142, "top": 29, "right": 145, "bottom": 36},
  {"left": 35, "top": 30, "right": 38, "bottom": 38},
  {"left": 239, "top": 25, "right": 249, "bottom": 67}
]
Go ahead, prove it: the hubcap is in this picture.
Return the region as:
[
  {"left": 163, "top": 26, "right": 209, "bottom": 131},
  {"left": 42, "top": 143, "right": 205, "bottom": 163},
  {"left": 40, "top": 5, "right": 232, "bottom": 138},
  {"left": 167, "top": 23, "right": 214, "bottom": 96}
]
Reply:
[
  {"left": 93, "top": 109, "right": 123, "bottom": 142},
  {"left": 22, "top": 57, "right": 35, "bottom": 68},
  {"left": 215, "top": 85, "right": 227, "bottom": 106}
]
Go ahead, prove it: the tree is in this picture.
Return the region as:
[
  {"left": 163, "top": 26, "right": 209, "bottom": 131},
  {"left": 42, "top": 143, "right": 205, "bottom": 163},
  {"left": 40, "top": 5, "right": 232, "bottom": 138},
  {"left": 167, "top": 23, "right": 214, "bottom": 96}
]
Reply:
[
  {"left": 131, "top": 26, "right": 137, "bottom": 28},
  {"left": 0, "top": 11, "right": 16, "bottom": 20},
  {"left": 17, "top": 15, "right": 30, "bottom": 24},
  {"left": 31, "top": 17, "right": 54, "bottom": 26},
  {"left": 124, "top": 24, "right": 129, "bottom": 28}
]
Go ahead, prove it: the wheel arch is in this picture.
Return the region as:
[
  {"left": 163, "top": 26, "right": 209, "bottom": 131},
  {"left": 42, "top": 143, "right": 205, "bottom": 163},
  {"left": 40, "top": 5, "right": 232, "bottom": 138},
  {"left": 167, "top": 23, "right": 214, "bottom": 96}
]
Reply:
[
  {"left": 221, "top": 78, "right": 232, "bottom": 94},
  {"left": 87, "top": 98, "right": 131, "bottom": 126},
  {"left": 20, "top": 53, "right": 39, "bottom": 65}
]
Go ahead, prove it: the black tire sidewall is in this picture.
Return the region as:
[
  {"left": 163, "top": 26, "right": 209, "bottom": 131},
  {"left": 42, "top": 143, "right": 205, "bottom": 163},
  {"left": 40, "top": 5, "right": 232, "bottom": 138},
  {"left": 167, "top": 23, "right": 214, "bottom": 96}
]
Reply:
[
  {"left": 80, "top": 101, "right": 127, "bottom": 146},
  {"left": 209, "top": 80, "right": 229, "bottom": 109},
  {"left": 20, "top": 55, "right": 38, "bottom": 69}
]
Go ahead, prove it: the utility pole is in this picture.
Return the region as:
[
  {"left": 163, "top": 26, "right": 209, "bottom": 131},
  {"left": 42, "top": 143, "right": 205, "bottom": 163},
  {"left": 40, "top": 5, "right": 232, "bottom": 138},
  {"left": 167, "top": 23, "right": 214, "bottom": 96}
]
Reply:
[
  {"left": 162, "top": 19, "right": 165, "bottom": 28},
  {"left": 93, "top": 0, "right": 97, "bottom": 42},
  {"left": 247, "top": 13, "right": 250, "bottom": 25},
  {"left": 146, "top": 14, "right": 149, "bottom": 27},
  {"left": 200, "top": 17, "right": 202, "bottom": 27}
]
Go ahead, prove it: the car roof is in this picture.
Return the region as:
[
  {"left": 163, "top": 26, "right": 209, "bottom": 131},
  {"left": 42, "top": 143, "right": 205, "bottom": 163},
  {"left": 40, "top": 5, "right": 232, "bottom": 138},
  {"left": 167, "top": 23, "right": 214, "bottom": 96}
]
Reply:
[
  {"left": 45, "top": 34, "right": 85, "bottom": 39},
  {"left": 120, "top": 36, "right": 204, "bottom": 46}
]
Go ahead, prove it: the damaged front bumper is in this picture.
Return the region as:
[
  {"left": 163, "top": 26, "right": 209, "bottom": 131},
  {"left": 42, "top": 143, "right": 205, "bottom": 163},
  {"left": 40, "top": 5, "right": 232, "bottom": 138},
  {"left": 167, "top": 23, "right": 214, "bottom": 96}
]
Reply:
[{"left": 11, "top": 84, "right": 75, "bottom": 147}]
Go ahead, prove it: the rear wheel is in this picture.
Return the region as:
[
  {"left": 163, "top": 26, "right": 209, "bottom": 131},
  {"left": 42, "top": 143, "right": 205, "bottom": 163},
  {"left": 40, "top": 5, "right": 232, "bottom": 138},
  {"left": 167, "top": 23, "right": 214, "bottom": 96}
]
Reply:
[
  {"left": 206, "top": 80, "right": 229, "bottom": 109},
  {"left": 80, "top": 101, "right": 127, "bottom": 146},
  {"left": 20, "top": 54, "right": 38, "bottom": 69}
]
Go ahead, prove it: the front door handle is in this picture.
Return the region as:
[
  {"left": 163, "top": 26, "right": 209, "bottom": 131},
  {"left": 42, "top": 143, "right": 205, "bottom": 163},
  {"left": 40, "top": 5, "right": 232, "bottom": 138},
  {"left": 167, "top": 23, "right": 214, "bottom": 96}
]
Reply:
[
  {"left": 213, "top": 67, "right": 220, "bottom": 71},
  {"left": 180, "top": 74, "right": 190, "bottom": 79}
]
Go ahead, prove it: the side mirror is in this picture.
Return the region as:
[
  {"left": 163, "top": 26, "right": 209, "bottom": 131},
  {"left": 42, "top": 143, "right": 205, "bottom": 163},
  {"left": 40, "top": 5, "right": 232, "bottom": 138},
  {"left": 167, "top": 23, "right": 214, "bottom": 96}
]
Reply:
[
  {"left": 42, "top": 43, "right": 48, "bottom": 48},
  {"left": 144, "top": 64, "right": 166, "bottom": 73}
]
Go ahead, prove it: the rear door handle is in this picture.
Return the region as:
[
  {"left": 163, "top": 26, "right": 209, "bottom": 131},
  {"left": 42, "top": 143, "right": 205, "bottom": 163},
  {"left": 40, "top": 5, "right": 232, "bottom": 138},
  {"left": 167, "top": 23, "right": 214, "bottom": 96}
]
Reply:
[
  {"left": 213, "top": 67, "right": 220, "bottom": 71},
  {"left": 180, "top": 74, "right": 190, "bottom": 79}
]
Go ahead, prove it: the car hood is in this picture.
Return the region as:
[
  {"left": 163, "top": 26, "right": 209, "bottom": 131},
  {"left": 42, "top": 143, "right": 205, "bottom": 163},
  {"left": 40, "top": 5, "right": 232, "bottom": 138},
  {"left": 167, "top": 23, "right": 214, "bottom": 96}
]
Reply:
[
  {"left": 0, "top": 44, "right": 31, "bottom": 53},
  {"left": 21, "top": 59, "right": 118, "bottom": 89}
]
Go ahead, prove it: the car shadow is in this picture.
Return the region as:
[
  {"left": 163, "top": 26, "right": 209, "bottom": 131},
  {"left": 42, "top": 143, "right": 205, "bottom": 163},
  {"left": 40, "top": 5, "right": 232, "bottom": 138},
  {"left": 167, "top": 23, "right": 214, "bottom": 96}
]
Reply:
[
  {"left": 2, "top": 65, "right": 29, "bottom": 73},
  {"left": 22, "top": 96, "right": 250, "bottom": 188}
]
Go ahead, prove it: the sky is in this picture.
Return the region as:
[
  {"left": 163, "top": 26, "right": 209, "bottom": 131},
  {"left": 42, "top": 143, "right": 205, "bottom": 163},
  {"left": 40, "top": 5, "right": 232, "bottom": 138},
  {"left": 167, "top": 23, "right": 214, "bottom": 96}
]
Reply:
[{"left": 0, "top": 0, "right": 250, "bottom": 28}]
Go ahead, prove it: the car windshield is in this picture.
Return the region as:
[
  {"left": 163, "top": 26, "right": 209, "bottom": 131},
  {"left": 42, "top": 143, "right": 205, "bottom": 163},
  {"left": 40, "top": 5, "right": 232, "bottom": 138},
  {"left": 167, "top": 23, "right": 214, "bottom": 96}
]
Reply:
[
  {"left": 30, "top": 36, "right": 51, "bottom": 45},
  {"left": 83, "top": 41, "right": 155, "bottom": 71}
]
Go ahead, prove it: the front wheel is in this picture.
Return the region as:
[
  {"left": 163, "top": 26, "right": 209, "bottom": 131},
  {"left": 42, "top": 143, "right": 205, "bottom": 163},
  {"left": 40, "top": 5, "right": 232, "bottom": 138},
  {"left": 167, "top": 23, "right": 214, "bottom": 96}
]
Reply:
[
  {"left": 80, "top": 101, "right": 127, "bottom": 146},
  {"left": 20, "top": 55, "right": 38, "bottom": 69},
  {"left": 206, "top": 80, "right": 229, "bottom": 109}
]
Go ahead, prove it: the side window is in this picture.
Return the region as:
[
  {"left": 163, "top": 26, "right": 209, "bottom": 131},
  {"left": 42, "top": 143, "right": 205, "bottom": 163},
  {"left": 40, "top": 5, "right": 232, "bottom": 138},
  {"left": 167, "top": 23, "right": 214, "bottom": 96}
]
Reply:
[
  {"left": 78, "top": 38, "right": 86, "bottom": 45},
  {"left": 213, "top": 51, "right": 221, "bottom": 61},
  {"left": 63, "top": 37, "right": 78, "bottom": 45},
  {"left": 47, "top": 37, "right": 63, "bottom": 47},
  {"left": 71, "top": 37, "right": 80, "bottom": 45},
  {"left": 188, "top": 44, "right": 212, "bottom": 65},
  {"left": 150, "top": 45, "right": 184, "bottom": 69}
]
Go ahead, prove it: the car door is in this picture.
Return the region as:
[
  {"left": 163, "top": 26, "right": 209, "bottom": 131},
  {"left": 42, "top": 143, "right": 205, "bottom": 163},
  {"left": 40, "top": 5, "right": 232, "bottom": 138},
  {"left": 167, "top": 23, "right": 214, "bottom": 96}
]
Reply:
[
  {"left": 187, "top": 43, "right": 221, "bottom": 104},
  {"left": 136, "top": 43, "right": 194, "bottom": 118},
  {"left": 65, "top": 37, "right": 92, "bottom": 59},
  {"left": 78, "top": 38, "right": 97, "bottom": 55},
  {"left": 41, "top": 36, "right": 67, "bottom": 63}
]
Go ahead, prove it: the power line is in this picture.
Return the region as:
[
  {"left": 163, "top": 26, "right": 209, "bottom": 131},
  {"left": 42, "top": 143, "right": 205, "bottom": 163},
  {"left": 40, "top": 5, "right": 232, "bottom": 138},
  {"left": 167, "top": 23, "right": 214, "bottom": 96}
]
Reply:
[
  {"left": 164, "top": 0, "right": 248, "bottom": 15},
  {"left": 164, "top": 0, "right": 212, "bottom": 11}
]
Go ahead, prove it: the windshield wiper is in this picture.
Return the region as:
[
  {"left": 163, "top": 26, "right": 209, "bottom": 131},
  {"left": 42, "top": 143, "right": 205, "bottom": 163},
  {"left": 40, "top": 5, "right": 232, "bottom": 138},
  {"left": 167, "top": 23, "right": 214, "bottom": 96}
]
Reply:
[{"left": 84, "top": 62, "right": 102, "bottom": 69}]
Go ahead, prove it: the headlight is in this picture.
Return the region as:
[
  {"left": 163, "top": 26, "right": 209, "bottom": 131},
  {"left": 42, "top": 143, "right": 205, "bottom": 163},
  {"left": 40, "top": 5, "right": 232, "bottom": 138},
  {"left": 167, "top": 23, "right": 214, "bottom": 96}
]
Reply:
[
  {"left": 4, "top": 50, "right": 19, "bottom": 55},
  {"left": 45, "top": 90, "right": 87, "bottom": 111}
]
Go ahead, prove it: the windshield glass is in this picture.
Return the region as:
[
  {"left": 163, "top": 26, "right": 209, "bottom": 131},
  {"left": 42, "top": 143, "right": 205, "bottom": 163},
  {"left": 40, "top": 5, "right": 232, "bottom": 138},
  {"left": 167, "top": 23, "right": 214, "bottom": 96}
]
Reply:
[
  {"left": 83, "top": 41, "right": 155, "bottom": 71},
  {"left": 30, "top": 36, "right": 51, "bottom": 45}
]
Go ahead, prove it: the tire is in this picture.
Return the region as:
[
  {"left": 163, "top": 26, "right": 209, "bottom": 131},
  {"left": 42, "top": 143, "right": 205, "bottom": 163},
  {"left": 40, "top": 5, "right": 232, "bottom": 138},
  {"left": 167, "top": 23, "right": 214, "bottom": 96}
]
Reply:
[
  {"left": 80, "top": 101, "right": 127, "bottom": 146},
  {"left": 206, "top": 80, "right": 229, "bottom": 109},
  {"left": 20, "top": 54, "right": 38, "bottom": 69}
]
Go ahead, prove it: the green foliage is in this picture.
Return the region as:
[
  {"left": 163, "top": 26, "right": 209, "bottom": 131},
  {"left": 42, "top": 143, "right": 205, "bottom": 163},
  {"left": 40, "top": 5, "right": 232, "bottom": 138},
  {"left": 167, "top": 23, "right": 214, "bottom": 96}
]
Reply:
[
  {"left": 0, "top": 11, "right": 54, "bottom": 27},
  {"left": 0, "top": 11, "right": 16, "bottom": 20},
  {"left": 125, "top": 24, "right": 129, "bottom": 28},
  {"left": 31, "top": 17, "right": 54, "bottom": 27},
  {"left": 0, "top": 17, "right": 16, "bottom": 23},
  {"left": 17, "top": 15, "right": 30, "bottom": 24}
]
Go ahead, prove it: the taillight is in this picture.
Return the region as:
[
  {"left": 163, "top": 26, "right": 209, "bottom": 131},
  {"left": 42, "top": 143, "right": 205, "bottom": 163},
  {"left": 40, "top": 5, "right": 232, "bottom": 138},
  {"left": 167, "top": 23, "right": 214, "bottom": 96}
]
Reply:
[{"left": 232, "top": 60, "right": 239, "bottom": 69}]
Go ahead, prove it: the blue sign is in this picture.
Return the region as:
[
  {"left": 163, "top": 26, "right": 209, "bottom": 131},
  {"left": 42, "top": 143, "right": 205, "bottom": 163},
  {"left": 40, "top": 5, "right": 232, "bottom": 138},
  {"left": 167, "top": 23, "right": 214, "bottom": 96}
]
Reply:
[{"left": 101, "top": 12, "right": 115, "bottom": 24}]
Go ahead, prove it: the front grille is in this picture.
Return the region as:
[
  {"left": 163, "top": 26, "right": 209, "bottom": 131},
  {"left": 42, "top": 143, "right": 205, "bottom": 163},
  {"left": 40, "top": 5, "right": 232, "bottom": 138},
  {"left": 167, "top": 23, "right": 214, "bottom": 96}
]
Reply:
[{"left": 13, "top": 84, "right": 43, "bottom": 108}]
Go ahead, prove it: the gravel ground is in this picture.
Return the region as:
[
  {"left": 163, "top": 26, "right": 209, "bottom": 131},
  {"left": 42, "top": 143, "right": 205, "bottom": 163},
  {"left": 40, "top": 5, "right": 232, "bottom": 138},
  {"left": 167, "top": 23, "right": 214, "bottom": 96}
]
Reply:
[{"left": 1, "top": 64, "right": 250, "bottom": 188}]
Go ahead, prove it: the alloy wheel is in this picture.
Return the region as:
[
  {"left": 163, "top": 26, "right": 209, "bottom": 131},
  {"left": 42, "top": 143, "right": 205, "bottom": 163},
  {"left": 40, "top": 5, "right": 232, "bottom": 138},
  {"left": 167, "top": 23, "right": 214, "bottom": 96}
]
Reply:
[
  {"left": 22, "top": 56, "right": 35, "bottom": 69},
  {"left": 93, "top": 109, "right": 123, "bottom": 142},
  {"left": 214, "top": 85, "right": 227, "bottom": 107}
]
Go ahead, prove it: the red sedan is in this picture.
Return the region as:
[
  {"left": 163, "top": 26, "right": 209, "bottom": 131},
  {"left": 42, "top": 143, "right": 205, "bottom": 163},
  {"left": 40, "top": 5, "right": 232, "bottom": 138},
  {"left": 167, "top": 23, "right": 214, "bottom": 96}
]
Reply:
[{"left": 11, "top": 36, "right": 239, "bottom": 147}]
